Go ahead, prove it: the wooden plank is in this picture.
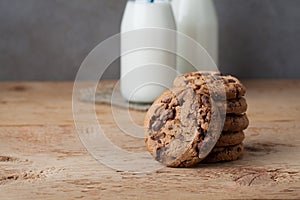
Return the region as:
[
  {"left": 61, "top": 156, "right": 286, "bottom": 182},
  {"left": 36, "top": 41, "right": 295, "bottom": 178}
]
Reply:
[
  {"left": 0, "top": 81, "right": 299, "bottom": 199},
  {"left": 0, "top": 82, "right": 74, "bottom": 126}
]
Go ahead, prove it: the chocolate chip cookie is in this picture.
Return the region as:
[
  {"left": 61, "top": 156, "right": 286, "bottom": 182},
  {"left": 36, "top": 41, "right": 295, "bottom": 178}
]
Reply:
[
  {"left": 145, "top": 71, "right": 249, "bottom": 167},
  {"left": 215, "top": 131, "right": 245, "bottom": 147},
  {"left": 226, "top": 97, "right": 247, "bottom": 114},
  {"left": 223, "top": 114, "right": 249, "bottom": 132},
  {"left": 173, "top": 72, "right": 246, "bottom": 100},
  {"left": 202, "top": 143, "right": 244, "bottom": 163},
  {"left": 144, "top": 87, "right": 223, "bottom": 167}
]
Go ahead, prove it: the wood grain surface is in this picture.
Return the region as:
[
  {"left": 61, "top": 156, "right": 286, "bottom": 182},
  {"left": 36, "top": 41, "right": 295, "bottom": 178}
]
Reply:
[{"left": 0, "top": 81, "right": 299, "bottom": 199}]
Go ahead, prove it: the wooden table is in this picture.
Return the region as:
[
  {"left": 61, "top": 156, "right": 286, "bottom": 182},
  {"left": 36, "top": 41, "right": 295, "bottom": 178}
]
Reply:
[{"left": 0, "top": 81, "right": 299, "bottom": 199}]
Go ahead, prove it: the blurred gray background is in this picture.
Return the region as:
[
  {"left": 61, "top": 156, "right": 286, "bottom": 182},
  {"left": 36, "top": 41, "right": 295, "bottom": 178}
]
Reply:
[{"left": 0, "top": 0, "right": 299, "bottom": 81}]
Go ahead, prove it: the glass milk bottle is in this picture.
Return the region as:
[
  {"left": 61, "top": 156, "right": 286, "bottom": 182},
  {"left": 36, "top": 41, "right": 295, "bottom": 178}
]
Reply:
[
  {"left": 172, "top": 0, "right": 219, "bottom": 74},
  {"left": 121, "top": 0, "right": 177, "bottom": 103}
]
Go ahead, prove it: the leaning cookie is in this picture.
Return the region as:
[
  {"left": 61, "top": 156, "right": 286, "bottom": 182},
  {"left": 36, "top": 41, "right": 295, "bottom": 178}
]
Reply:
[
  {"left": 174, "top": 72, "right": 246, "bottom": 100},
  {"left": 144, "top": 87, "right": 222, "bottom": 168},
  {"left": 223, "top": 114, "right": 249, "bottom": 132},
  {"left": 215, "top": 131, "right": 245, "bottom": 147},
  {"left": 202, "top": 143, "right": 244, "bottom": 163}
]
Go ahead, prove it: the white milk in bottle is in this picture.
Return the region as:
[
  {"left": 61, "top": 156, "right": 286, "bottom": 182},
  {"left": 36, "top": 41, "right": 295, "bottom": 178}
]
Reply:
[
  {"left": 121, "top": 0, "right": 177, "bottom": 103},
  {"left": 172, "top": 0, "right": 219, "bottom": 74}
]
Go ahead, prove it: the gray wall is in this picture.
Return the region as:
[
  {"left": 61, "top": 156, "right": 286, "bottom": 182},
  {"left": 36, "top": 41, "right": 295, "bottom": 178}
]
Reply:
[{"left": 0, "top": 0, "right": 299, "bottom": 81}]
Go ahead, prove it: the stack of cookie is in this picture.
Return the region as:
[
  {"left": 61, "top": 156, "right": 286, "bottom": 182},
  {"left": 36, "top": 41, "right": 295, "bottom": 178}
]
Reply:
[
  {"left": 174, "top": 72, "right": 249, "bottom": 164},
  {"left": 144, "top": 71, "right": 249, "bottom": 167}
]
